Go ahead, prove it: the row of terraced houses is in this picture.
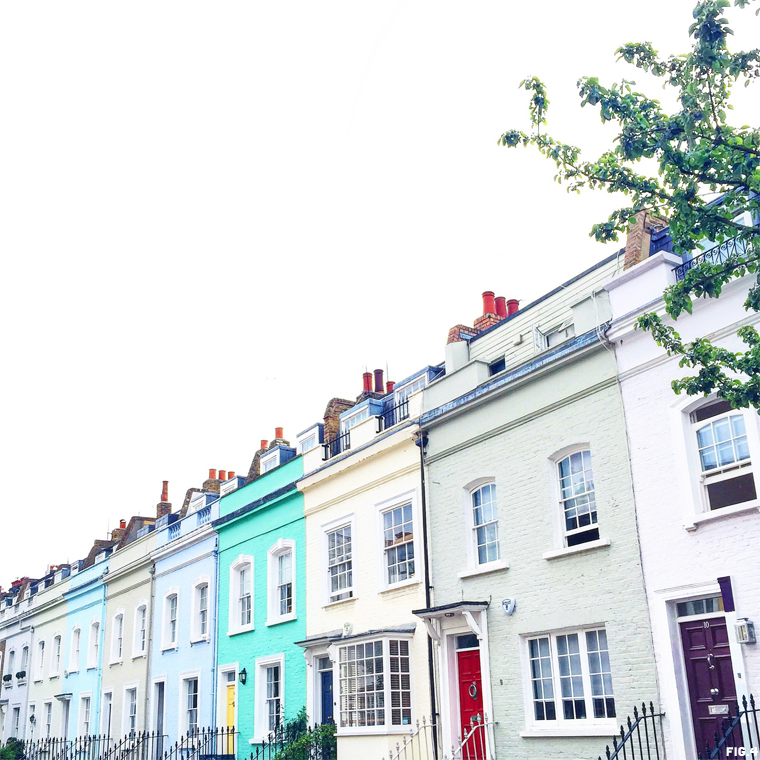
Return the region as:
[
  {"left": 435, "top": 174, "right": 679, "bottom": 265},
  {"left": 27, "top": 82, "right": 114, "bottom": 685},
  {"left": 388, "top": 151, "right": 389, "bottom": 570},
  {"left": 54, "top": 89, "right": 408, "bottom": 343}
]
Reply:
[{"left": 2, "top": 215, "right": 760, "bottom": 760}]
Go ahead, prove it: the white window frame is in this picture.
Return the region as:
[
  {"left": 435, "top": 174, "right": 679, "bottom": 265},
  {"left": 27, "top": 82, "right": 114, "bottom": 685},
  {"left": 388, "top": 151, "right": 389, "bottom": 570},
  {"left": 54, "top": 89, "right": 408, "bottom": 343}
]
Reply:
[
  {"left": 672, "top": 395, "right": 760, "bottom": 529},
  {"left": 162, "top": 590, "right": 180, "bottom": 651},
  {"left": 554, "top": 447, "right": 599, "bottom": 547},
  {"left": 87, "top": 621, "right": 100, "bottom": 670},
  {"left": 394, "top": 375, "right": 427, "bottom": 405},
  {"left": 69, "top": 627, "right": 81, "bottom": 672},
  {"left": 28, "top": 703, "right": 36, "bottom": 740},
  {"left": 122, "top": 684, "right": 139, "bottom": 735},
  {"left": 260, "top": 450, "right": 281, "bottom": 474},
  {"left": 322, "top": 514, "right": 356, "bottom": 606},
  {"left": 521, "top": 625, "right": 617, "bottom": 736},
  {"left": 375, "top": 491, "right": 419, "bottom": 591},
  {"left": 191, "top": 579, "right": 211, "bottom": 643},
  {"left": 11, "top": 706, "right": 21, "bottom": 738},
  {"left": 339, "top": 406, "right": 370, "bottom": 435},
  {"left": 50, "top": 633, "right": 63, "bottom": 678},
  {"left": 179, "top": 671, "right": 201, "bottom": 736},
  {"left": 43, "top": 702, "right": 53, "bottom": 738},
  {"left": 79, "top": 693, "right": 92, "bottom": 736},
  {"left": 460, "top": 478, "right": 507, "bottom": 577},
  {"left": 215, "top": 665, "right": 239, "bottom": 732},
  {"left": 20, "top": 645, "right": 29, "bottom": 680},
  {"left": 101, "top": 690, "right": 113, "bottom": 737},
  {"left": 110, "top": 611, "right": 125, "bottom": 664},
  {"left": 333, "top": 635, "right": 414, "bottom": 735},
  {"left": 228, "top": 556, "right": 254, "bottom": 635},
  {"left": 132, "top": 603, "right": 148, "bottom": 658},
  {"left": 266, "top": 540, "right": 297, "bottom": 626},
  {"left": 253, "top": 654, "right": 284, "bottom": 743},
  {"left": 297, "top": 428, "right": 320, "bottom": 455},
  {"left": 7, "top": 648, "right": 15, "bottom": 678},
  {"left": 35, "top": 640, "right": 45, "bottom": 682}
]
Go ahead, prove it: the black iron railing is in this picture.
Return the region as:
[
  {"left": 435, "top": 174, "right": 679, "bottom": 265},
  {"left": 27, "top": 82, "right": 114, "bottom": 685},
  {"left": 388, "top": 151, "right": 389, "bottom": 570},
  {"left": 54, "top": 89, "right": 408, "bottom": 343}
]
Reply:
[
  {"left": 377, "top": 399, "right": 410, "bottom": 433},
  {"left": 322, "top": 432, "right": 350, "bottom": 461},
  {"left": 673, "top": 237, "right": 749, "bottom": 281},
  {"left": 19, "top": 728, "right": 237, "bottom": 760},
  {"left": 699, "top": 694, "right": 760, "bottom": 759},
  {"left": 596, "top": 703, "right": 665, "bottom": 760},
  {"left": 246, "top": 719, "right": 336, "bottom": 760}
]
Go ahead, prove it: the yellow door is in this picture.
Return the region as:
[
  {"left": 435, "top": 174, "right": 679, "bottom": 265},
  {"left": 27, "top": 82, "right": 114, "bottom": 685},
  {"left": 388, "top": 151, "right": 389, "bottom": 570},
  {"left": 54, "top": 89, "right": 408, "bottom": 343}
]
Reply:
[{"left": 226, "top": 684, "right": 236, "bottom": 753}]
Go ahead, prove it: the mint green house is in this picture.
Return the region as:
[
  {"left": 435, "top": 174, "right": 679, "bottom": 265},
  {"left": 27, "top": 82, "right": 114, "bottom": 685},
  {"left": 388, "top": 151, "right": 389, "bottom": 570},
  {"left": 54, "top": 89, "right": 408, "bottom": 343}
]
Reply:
[{"left": 212, "top": 442, "right": 307, "bottom": 755}]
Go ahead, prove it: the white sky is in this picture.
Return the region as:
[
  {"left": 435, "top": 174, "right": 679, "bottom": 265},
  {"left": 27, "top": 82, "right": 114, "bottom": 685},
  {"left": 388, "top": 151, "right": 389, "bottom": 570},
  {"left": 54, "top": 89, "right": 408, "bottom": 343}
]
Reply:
[{"left": 1, "top": 1, "right": 758, "bottom": 585}]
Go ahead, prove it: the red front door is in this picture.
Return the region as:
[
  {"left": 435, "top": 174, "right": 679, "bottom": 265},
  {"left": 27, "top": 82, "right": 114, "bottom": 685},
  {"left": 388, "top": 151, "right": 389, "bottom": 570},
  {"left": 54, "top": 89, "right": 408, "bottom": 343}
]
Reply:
[
  {"left": 680, "top": 616, "right": 740, "bottom": 754},
  {"left": 457, "top": 648, "right": 485, "bottom": 758}
]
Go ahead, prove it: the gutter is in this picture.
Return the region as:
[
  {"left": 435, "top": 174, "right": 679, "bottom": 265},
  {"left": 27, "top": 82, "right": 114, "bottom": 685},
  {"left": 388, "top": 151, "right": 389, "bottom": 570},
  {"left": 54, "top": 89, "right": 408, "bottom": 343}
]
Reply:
[{"left": 416, "top": 432, "right": 439, "bottom": 759}]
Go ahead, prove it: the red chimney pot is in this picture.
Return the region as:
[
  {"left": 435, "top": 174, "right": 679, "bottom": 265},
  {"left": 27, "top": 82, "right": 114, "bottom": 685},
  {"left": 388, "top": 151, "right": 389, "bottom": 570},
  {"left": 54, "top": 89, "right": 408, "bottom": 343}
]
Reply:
[
  {"left": 161, "top": 480, "right": 169, "bottom": 503},
  {"left": 482, "top": 291, "right": 496, "bottom": 316},
  {"left": 260, "top": 440, "right": 268, "bottom": 451},
  {"left": 362, "top": 372, "right": 372, "bottom": 393},
  {"left": 209, "top": 468, "right": 217, "bottom": 480},
  {"left": 119, "top": 519, "right": 126, "bottom": 529},
  {"left": 507, "top": 298, "right": 519, "bottom": 315},
  {"left": 495, "top": 296, "right": 507, "bottom": 318},
  {"left": 219, "top": 470, "right": 227, "bottom": 481},
  {"left": 228, "top": 471, "right": 235, "bottom": 479},
  {"left": 386, "top": 380, "right": 395, "bottom": 393},
  {"left": 374, "top": 369, "right": 384, "bottom": 393},
  {"left": 275, "top": 427, "right": 284, "bottom": 440}
]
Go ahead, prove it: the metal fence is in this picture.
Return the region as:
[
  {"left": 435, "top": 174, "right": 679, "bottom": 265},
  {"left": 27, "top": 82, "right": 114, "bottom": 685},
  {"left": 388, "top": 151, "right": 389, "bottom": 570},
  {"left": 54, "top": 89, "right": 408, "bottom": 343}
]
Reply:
[
  {"left": 698, "top": 694, "right": 760, "bottom": 759},
  {"left": 596, "top": 703, "right": 665, "bottom": 760},
  {"left": 377, "top": 400, "right": 410, "bottom": 433},
  {"left": 19, "top": 728, "right": 236, "bottom": 760},
  {"left": 322, "top": 432, "right": 350, "bottom": 461},
  {"left": 245, "top": 721, "right": 336, "bottom": 760},
  {"left": 382, "top": 714, "right": 496, "bottom": 760},
  {"left": 673, "top": 236, "right": 749, "bottom": 281}
]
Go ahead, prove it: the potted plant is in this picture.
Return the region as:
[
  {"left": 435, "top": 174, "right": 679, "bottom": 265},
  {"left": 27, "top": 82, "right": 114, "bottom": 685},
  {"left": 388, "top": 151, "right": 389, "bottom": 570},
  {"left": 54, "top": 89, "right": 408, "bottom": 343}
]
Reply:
[
  {"left": 2, "top": 674, "right": 11, "bottom": 683},
  {"left": 15, "top": 671, "right": 26, "bottom": 680}
]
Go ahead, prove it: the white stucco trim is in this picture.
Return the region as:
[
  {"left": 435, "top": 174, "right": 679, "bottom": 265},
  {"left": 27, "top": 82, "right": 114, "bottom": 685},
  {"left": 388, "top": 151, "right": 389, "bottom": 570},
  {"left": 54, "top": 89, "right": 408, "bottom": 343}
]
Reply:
[
  {"left": 266, "top": 540, "right": 297, "bottom": 627},
  {"left": 461, "top": 477, "right": 503, "bottom": 573},
  {"left": 190, "top": 577, "right": 211, "bottom": 643},
  {"left": 161, "top": 588, "right": 180, "bottom": 651},
  {"left": 252, "top": 654, "right": 285, "bottom": 744},
  {"left": 177, "top": 670, "right": 202, "bottom": 737},
  {"left": 374, "top": 489, "right": 419, "bottom": 592},
  {"left": 320, "top": 513, "right": 356, "bottom": 607},
  {"left": 228, "top": 556, "right": 254, "bottom": 636},
  {"left": 216, "top": 664, "right": 239, "bottom": 734}
]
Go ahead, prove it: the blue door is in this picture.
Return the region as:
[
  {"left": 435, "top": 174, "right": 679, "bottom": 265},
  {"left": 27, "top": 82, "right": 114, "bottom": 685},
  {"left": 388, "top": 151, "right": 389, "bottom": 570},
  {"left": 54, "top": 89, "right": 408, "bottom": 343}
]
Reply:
[{"left": 320, "top": 669, "right": 333, "bottom": 723}]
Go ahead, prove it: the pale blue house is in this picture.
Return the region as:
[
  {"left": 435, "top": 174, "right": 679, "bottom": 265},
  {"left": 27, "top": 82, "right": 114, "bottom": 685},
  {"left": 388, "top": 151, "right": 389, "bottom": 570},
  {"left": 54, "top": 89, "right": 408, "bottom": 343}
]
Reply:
[
  {"left": 148, "top": 478, "right": 227, "bottom": 748},
  {"left": 63, "top": 556, "right": 110, "bottom": 739}
]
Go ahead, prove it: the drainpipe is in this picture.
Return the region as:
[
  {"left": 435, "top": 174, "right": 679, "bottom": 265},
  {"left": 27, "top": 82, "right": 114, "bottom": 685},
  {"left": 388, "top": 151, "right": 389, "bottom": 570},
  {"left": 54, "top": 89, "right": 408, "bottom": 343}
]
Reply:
[
  {"left": 210, "top": 546, "right": 220, "bottom": 734},
  {"left": 143, "top": 564, "right": 157, "bottom": 735},
  {"left": 416, "top": 432, "right": 439, "bottom": 759}
]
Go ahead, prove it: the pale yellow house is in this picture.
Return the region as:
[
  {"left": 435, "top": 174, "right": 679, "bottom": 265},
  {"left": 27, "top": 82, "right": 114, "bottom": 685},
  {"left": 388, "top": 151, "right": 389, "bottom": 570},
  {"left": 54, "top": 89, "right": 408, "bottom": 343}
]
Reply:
[{"left": 297, "top": 369, "right": 436, "bottom": 759}]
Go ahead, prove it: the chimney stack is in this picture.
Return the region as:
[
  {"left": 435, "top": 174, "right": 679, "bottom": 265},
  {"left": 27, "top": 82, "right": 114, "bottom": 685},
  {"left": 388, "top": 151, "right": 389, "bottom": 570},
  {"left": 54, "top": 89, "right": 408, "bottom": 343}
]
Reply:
[
  {"left": 203, "top": 469, "right": 222, "bottom": 494},
  {"left": 495, "top": 296, "right": 507, "bottom": 319},
  {"left": 507, "top": 299, "right": 519, "bottom": 316},
  {"left": 374, "top": 369, "right": 384, "bottom": 394},
  {"left": 157, "top": 480, "right": 172, "bottom": 520},
  {"left": 624, "top": 211, "right": 668, "bottom": 270},
  {"left": 474, "top": 290, "right": 501, "bottom": 331}
]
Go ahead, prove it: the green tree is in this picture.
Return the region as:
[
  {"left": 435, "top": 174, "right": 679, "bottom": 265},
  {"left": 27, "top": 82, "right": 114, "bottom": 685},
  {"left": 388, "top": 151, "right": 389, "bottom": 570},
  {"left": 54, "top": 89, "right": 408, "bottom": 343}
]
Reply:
[{"left": 499, "top": 0, "right": 760, "bottom": 408}]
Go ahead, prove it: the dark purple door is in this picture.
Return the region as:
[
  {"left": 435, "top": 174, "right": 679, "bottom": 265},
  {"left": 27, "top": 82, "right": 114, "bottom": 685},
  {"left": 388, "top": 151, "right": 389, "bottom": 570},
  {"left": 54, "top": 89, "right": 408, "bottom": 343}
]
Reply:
[{"left": 680, "top": 617, "right": 740, "bottom": 754}]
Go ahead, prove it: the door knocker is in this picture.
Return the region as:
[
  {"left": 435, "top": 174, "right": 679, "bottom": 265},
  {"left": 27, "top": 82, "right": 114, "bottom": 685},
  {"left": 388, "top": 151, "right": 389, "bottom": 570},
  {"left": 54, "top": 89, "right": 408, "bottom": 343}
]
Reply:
[
  {"left": 707, "top": 653, "right": 716, "bottom": 670},
  {"left": 469, "top": 682, "right": 478, "bottom": 699}
]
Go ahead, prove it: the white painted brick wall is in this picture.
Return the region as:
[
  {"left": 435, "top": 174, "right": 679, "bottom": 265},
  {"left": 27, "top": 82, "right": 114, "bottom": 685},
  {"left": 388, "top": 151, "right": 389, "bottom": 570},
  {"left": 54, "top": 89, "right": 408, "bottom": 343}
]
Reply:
[{"left": 425, "top": 347, "right": 658, "bottom": 760}]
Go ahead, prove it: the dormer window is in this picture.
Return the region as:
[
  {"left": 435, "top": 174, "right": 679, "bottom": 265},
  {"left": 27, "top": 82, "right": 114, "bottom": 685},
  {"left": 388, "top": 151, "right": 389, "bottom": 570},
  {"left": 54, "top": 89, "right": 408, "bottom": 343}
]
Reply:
[
  {"left": 188, "top": 493, "right": 207, "bottom": 515},
  {"left": 535, "top": 321, "right": 576, "bottom": 351},
  {"left": 340, "top": 406, "right": 370, "bottom": 434},
  {"left": 297, "top": 425, "right": 323, "bottom": 455},
  {"left": 262, "top": 455, "right": 279, "bottom": 474},
  {"left": 394, "top": 375, "right": 427, "bottom": 405}
]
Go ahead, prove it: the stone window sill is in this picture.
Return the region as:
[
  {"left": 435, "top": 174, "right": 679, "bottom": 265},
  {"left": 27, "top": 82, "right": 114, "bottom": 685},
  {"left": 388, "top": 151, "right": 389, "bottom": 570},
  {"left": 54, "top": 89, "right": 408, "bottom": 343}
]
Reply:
[
  {"left": 378, "top": 579, "right": 420, "bottom": 595},
  {"left": 521, "top": 723, "right": 618, "bottom": 738},
  {"left": 684, "top": 503, "right": 760, "bottom": 531},
  {"left": 227, "top": 626, "right": 254, "bottom": 637},
  {"left": 266, "top": 614, "right": 297, "bottom": 627},
  {"left": 543, "top": 537, "right": 611, "bottom": 560},
  {"left": 457, "top": 559, "right": 509, "bottom": 579},
  {"left": 323, "top": 596, "right": 357, "bottom": 610}
]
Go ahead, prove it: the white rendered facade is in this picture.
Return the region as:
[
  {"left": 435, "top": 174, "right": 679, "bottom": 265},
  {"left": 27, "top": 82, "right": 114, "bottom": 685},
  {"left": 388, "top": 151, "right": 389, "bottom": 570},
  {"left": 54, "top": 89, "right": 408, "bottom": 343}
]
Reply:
[{"left": 606, "top": 252, "right": 760, "bottom": 759}]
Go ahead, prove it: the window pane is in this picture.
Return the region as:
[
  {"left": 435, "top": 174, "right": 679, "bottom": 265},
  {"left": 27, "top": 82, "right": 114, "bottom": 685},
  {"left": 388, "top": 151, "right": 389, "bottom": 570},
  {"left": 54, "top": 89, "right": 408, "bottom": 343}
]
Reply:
[
  {"left": 586, "top": 629, "right": 615, "bottom": 718},
  {"left": 529, "top": 637, "right": 555, "bottom": 721},
  {"left": 339, "top": 640, "right": 386, "bottom": 728}
]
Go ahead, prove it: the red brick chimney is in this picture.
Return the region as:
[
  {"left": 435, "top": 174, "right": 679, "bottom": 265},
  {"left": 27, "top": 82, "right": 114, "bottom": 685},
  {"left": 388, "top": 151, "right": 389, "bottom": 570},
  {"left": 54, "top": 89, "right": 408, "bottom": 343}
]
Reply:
[
  {"left": 624, "top": 211, "right": 668, "bottom": 270},
  {"left": 269, "top": 428, "right": 289, "bottom": 449},
  {"left": 323, "top": 397, "right": 356, "bottom": 445},
  {"left": 474, "top": 291, "right": 501, "bottom": 331},
  {"left": 246, "top": 440, "right": 271, "bottom": 483},
  {"left": 202, "top": 468, "right": 221, "bottom": 494},
  {"left": 157, "top": 481, "right": 172, "bottom": 519}
]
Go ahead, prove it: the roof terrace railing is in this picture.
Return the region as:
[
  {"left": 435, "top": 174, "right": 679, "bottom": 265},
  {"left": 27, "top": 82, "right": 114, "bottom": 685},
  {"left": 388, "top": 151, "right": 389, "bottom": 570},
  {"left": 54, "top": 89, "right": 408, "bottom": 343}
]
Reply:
[
  {"left": 323, "top": 431, "right": 350, "bottom": 461},
  {"left": 673, "top": 237, "right": 748, "bottom": 281}
]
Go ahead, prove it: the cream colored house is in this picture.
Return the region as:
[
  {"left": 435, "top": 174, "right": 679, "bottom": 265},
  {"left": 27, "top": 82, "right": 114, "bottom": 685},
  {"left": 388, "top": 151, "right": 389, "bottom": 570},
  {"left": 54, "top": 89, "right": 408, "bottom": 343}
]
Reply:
[
  {"left": 101, "top": 524, "right": 156, "bottom": 739},
  {"left": 297, "top": 370, "right": 436, "bottom": 759},
  {"left": 25, "top": 567, "right": 75, "bottom": 742}
]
